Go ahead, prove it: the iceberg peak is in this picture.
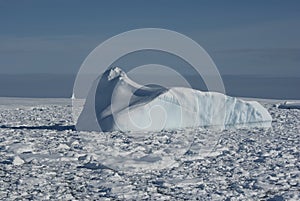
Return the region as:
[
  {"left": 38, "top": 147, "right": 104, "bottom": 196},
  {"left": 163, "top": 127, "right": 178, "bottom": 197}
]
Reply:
[{"left": 107, "top": 67, "right": 125, "bottom": 81}]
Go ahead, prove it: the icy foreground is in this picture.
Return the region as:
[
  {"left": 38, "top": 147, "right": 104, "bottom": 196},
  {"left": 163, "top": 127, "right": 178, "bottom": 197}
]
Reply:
[
  {"left": 0, "top": 98, "right": 299, "bottom": 200},
  {"left": 77, "top": 67, "right": 272, "bottom": 132}
]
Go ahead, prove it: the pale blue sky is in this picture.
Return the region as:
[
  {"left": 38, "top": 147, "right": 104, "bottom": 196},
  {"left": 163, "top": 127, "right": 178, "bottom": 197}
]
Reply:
[{"left": 0, "top": 0, "right": 300, "bottom": 76}]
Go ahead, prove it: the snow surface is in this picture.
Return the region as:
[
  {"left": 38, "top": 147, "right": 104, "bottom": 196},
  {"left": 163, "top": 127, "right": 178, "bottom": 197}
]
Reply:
[
  {"left": 0, "top": 97, "right": 299, "bottom": 200},
  {"left": 77, "top": 67, "right": 272, "bottom": 132}
]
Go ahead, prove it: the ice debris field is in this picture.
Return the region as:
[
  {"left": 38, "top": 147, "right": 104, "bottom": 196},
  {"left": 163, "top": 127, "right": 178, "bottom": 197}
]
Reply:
[{"left": 0, "top": 96, "right": 299, "bottom": 200}]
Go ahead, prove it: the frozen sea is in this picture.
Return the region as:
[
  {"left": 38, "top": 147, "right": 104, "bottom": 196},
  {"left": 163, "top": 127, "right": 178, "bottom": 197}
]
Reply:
[{"left": 0, "top": 97, "right": 299, "bottom": 200}]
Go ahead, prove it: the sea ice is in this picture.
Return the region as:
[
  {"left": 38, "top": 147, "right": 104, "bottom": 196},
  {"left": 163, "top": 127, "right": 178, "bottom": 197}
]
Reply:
[{"left": 76, "top": 67, "right": 272, "bottom": 132}]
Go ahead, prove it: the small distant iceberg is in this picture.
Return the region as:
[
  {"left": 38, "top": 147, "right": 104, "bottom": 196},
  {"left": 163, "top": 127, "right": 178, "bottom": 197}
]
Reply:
[
  {"left": 76, "top": 67, "right": 272, "bottom": 132},
  {"left": 278, "top": 101, "right": 300, "bottom": 109}
]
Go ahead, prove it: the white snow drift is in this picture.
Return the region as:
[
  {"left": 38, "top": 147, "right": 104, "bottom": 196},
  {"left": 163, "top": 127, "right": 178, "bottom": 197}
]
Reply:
[{"left": 76, "top": 67, "right": 272, "bottom": 132}]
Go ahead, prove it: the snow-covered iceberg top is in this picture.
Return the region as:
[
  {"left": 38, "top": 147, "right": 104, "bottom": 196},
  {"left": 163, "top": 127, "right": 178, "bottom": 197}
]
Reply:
[{"left": 76, "top": 67, "right": 272, "bottom": 132}]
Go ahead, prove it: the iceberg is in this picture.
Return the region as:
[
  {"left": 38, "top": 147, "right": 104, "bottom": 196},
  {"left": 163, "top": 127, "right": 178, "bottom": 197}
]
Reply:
[
  {"left": 278, "top": 101, "right": 300, "bottom": 109},
  {"left": 76, "top": 67, "right": 272, "bottom": 132}
]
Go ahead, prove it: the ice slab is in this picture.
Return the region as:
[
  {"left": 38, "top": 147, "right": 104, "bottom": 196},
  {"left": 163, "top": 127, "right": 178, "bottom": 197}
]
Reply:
[{"left": 278, "top": 101, "right": 300, "bottom": 109}]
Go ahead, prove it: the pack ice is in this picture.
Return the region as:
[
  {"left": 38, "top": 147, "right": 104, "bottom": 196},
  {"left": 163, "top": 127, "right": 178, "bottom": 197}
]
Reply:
[{"left": 76, "top": 67, "right": 272, "bottom": 132}]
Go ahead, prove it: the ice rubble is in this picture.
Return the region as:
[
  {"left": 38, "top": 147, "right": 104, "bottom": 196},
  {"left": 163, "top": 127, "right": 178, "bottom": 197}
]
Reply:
[{"left": 76, "top": 67, "right": 272, "bottom": 132}]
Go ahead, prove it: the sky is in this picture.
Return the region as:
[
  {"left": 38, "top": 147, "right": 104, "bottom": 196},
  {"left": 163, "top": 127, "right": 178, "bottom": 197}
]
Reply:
[{"left": 0, "top": 0, "right": 299, "bottom": 81}]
